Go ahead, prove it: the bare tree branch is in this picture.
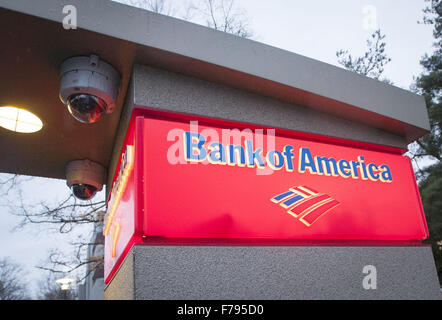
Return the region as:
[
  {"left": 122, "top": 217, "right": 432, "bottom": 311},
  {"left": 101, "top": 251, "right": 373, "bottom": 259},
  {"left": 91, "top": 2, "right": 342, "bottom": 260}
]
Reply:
[
  {"left": 0, "top": 258, "right": 30, "bottom": 300},
  {"left": 116, "top": 0, "right": 254, "bottom": 38},
  {"left": 2, "top": 174, "right": 106, "bottom": 280}
]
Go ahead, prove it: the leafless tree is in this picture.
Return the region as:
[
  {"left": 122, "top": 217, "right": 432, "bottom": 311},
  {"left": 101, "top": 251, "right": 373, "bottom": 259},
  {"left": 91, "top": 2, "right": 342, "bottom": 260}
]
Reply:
[
  {"left": 12, "top": 193, "right": 105, "bottom": 234},
  {"left": 116, "top": 0, "right": 253, "bottom": 38},
  {"left": 1, "top": 173, "right": 105, "bottom": 282},
  {"left": 14, "top": 193, "right": 105, "bottom": 278},
  {"left": 35, "top": 230, "right": 104, "bottom": 281},
  {"left": 120, "top": 0, "right": 179, "bottom": 16},
  {"left": 195, "top": 0, "right": 253, "bottom": 38},
  {"left": 0, "top": 174, "right": 32, "bottom": 197},
  {"left": 0, "top": 258, "right": 30, "bottom": 300}
]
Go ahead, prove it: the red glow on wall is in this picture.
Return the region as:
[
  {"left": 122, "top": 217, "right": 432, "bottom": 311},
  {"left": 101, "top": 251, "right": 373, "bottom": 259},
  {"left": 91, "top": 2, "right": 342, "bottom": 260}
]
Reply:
[{"left": 104, "top": 110, "right": 429, "bottom": 284}]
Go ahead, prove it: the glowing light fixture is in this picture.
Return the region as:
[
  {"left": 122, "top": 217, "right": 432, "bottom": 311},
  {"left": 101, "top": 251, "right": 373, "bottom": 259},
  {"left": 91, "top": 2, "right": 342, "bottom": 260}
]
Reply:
[
  {"left": 0, "top": 106, "right": 43, "bottom": 133},
  {"left": 56, "top": 277, "right": 75, "bottom": 290}
]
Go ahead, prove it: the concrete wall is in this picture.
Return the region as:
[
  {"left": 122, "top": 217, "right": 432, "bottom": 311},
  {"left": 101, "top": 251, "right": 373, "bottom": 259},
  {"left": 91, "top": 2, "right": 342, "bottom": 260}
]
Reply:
[
  {"left": 104, "top": 245, "right": 441, "bottom": 300},
  {"left": 103, "top": 249, "right": 134, "bottom": 300},
  {"left": 132, "top": 65, "right": 408, "bottom": 149}
]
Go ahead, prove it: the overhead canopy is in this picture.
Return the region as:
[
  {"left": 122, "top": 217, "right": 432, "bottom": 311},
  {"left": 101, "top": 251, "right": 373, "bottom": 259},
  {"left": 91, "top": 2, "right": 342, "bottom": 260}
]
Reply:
[{"left": 0, "top": 0, "right": 430, "bottom": 180}]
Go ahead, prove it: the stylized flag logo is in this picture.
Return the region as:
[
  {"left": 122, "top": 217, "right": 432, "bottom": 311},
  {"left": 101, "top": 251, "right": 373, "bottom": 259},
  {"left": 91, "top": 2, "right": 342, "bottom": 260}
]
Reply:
[{"left": 271, "top": 186, "right": 340, "bottom": 227}]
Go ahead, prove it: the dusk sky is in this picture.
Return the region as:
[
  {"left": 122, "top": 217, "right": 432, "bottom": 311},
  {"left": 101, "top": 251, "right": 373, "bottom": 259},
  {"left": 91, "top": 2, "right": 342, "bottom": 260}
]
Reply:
[{"left": 0, "top": 0, "right": 436, "bottom": 298}]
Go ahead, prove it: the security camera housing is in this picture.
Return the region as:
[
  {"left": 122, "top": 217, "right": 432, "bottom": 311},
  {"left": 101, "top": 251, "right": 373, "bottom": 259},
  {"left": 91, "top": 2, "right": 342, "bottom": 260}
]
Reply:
[
  {"left": 66, "top": 159, "right": 105, "bottom": 200},
  {"left": 59, "top": 54, "right": 120, "bottom": 122}
]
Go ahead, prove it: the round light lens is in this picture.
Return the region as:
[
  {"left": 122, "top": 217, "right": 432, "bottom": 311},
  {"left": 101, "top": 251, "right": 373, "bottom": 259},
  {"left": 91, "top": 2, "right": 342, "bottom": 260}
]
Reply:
[
  {"left": 0, "top": 106, "right": 43, "bottom": 133},
  {"left": 71, "top": 183, "right": 98, "bottom": 200},
  {"left": 66, "top": 94, "right": 107, "bottom": 124}
]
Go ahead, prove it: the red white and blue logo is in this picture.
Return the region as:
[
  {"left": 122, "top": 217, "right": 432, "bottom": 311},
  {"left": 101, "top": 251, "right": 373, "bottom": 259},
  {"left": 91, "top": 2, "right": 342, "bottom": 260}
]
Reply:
[{"left": 271, "top": 186, "right": 340, "bottom": 227}]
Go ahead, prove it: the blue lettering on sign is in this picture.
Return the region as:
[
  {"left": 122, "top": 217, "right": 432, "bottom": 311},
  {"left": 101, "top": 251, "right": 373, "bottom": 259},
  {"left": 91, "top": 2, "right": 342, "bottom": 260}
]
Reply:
[
  {"left": 184, "top": 132, "right": 207, "bottom": 162},
  {"left": 181, "top": 131, "right": 393, "bottom": 183}
]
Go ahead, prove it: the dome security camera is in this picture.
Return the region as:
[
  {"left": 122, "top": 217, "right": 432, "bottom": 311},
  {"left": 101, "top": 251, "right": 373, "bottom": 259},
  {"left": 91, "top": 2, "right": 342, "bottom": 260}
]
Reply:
[
  {"left": 66, "top": 159, "right": 105, "bottom": 201},
  {"left": 59, "top": 55, "right": 120, "bottom": 124}
]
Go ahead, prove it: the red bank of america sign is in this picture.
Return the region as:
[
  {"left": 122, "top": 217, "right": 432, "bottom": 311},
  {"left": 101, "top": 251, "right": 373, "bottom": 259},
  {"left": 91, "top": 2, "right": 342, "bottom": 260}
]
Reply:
[{"left": 103, "top": 111, "right": 429, "bottom": 283}]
